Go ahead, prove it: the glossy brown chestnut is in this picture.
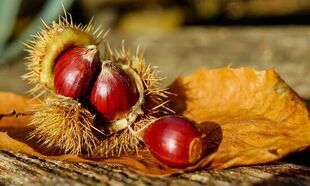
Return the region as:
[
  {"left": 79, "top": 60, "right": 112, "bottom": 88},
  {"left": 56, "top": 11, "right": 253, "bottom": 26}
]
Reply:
[
  {"left": 54, "top": 45, "right": 99, "bottom": 99},
  {"left": 89, "top": 62, "right": 139, "bottom": 122},
  {"left": 142, "top": 116, "right": 206, "bottom": 168}
]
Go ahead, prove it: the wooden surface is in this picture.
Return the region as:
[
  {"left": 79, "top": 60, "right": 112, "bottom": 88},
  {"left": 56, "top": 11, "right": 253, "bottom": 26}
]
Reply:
[
  {"left": 0, "top": 26, "right": 309, "bottom": 185},
  {"left": 0, "top": 149, "right": 309, "bottom": 186}
]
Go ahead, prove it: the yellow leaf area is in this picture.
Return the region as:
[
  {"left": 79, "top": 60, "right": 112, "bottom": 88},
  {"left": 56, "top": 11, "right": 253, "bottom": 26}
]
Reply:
[{"left": 0, "top": 67, "right": 309, "bottom": 176}]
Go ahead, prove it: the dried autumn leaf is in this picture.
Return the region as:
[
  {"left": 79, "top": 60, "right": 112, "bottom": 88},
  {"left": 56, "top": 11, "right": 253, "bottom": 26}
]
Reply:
[
  {"left": 0, "top": 67, "right": 309, "bottom": 177},
  {"left": 169, "top": 67, "right": 310, "bottom": 169}
]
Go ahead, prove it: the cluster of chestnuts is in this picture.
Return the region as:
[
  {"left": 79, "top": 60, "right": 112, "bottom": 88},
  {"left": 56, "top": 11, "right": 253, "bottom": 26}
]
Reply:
[
  {"left": 54, "top": 45, "right": 138, "bottom": 123},
  {"left": 23, "top": 13, "right": 206, "bottom": 168}
]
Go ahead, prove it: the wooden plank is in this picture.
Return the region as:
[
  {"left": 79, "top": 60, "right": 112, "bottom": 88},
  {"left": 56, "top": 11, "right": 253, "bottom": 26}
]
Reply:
[{"left": 0, "top": 149, "right": 309, "bottom": 186}]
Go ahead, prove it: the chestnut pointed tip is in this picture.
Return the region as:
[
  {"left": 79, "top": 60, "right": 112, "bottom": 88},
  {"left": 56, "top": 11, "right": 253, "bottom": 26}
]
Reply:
[{"left": 83, "top": 45, "right": 99, "bottom": 61}]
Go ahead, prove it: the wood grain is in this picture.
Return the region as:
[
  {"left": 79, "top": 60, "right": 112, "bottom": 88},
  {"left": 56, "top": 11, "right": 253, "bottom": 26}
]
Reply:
[{"left": 0, "top": 149, "right": 309, "bottom": 186}]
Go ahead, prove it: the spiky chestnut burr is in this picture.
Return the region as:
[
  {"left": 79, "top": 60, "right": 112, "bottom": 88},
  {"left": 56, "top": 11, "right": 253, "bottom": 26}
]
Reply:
[
  {"left": 142, "top": 116, "right": 206, "bottom": 168},
  {"left": 23, "top": 12, "right": 106, "bottom": 155},
  {"left": 54, "top": 46, "right": 99, "bottom": 99},
  {"left": 23, "top": 10, "right": 172, "bottom": 157},
  {"left": 23, "top": 11, "right": 107, "bottom": 97},
  {"left": 29, "top": 96, "right": 98, "bottom": 155}
]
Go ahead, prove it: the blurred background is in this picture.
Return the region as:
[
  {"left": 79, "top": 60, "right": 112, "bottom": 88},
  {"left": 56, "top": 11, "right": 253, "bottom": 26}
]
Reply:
[{"left": 0, "top": 0, "right": 309, "bottom": 99}]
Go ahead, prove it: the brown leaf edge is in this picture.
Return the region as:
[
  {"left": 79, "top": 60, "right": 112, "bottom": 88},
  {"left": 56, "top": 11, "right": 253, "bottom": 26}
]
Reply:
[{"left": 0, "top": 67, "right": 309, "bottom": 177}]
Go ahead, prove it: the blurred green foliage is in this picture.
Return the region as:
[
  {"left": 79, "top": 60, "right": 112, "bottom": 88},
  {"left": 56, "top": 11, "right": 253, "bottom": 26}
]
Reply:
[{"left": 0, "top": 0, "right": 73, "bottom": 64}]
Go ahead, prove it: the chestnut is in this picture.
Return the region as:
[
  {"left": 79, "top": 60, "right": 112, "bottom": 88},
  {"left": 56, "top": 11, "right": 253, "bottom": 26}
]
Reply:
[
  {"left": 90, "top": 61, "right": 139, "bottom": 122},
  {"left": 53, "top": 45, "right": 99, "bottom": 99},
  {"left": 142, "top": 116, "right": 206, "bottom": 168}
]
